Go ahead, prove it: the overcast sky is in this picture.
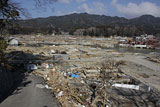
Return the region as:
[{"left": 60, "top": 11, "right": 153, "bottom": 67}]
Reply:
[{"left": 15, "top": 0, "right": 160, "bottom": 18}]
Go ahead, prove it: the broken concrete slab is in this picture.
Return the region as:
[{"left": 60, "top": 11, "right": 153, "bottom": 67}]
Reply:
[
  {"left": 112, "top": 83, "right": 140, "bottom": 90},
  {"left": 86, "top": 70, "right": 100, "bottom": 74},
  {"left": 53, "top": 54, "right": 69, "bottom": 62},
  {"left": 9, "top": 38, "right": 18, "bottom": 46}
]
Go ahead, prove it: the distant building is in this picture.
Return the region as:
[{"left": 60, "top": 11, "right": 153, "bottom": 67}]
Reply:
[
  {"left": 134, "top": 45, "right": 147, "bottom": 48},
  {"left": 117, "top": 34, "right": 160, "bottom": 49}
]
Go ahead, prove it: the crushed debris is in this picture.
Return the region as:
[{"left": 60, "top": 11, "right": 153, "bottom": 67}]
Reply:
[{"left": 6, "top": 35, "right": 160, "bottom": 107}]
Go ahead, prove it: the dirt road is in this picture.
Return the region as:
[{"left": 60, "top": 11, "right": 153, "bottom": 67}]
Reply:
[
  {"left": 115, "top": 54, "right": 160, "bottom": 91},
  {"left": 0, "top": 74, "right": 59, "bottom": 107}
]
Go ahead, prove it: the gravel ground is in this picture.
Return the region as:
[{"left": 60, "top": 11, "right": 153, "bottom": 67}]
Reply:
[{"left": 115, "top": 54, "right": 160, "bottom": 91}]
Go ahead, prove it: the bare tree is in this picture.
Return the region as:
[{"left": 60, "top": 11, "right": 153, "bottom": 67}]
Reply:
[
  {"left": 0, "top": 0, "right": 23, "bottom": 34},
  {"left": 0, "top": 0, "right": 22, "bottom": 59},
  {"left": 0, "top": 0, "right": 58, "bottom": 32},
  {"left": 0, "top": 0, "right": 57, "bottom": 62}
]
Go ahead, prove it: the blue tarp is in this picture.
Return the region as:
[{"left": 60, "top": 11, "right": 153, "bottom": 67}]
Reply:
[{"left": 72, "top": 73, "right": 80, "bottom": 78}]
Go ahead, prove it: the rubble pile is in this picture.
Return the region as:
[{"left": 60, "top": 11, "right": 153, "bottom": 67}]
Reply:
[
  {"left": 39, "top": 59, "right": 133, "bottom": 107},
  {"left": 46, "top": 69, "right": 90, "bottom": 106}
]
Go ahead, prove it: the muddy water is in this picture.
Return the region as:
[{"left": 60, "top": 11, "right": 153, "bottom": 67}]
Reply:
[{"left": 111, "top": 48, "right": 160, "bottom": 54}]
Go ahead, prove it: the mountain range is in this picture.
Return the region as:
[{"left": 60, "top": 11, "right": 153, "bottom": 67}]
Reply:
[{"left": 14, "top": 13, "right": 160, "bottom": 36}]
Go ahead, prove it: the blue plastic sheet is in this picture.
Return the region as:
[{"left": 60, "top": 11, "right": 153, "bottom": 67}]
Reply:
[{"left": 72, "top": 73, "right": 80, "bottom": 78}]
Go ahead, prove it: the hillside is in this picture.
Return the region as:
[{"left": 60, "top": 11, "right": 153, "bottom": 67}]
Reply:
[{"left": 13, "top": 13, "right": 160, "bottom": 36}]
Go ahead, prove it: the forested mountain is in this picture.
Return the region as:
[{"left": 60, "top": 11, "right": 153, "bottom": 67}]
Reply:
[{"left": 11, "top": 13, "right": 160, "bottom": 36}]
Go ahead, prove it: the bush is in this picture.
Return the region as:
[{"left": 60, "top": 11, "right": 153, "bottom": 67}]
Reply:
[{"left": 0, "top": 37, "right": 7, "bottom": 63}]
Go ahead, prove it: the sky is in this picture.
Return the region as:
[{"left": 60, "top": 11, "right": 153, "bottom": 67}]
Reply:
[{"left": 14, "top": 0, "right": 160, "bottom": 19}]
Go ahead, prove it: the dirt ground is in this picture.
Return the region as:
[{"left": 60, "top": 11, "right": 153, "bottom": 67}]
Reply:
[{"left": 6, "top": 35, "right": 160, "bottom": 107}]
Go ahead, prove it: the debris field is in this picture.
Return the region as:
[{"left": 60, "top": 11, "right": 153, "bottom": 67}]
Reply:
[{"left": 6, "top": 35, "right": 160, "bottom": 107}]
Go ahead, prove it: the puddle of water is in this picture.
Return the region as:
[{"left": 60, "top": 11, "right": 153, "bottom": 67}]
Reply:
[{"left": 113, "top": 48, "right": 160, "bottom": 54}]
